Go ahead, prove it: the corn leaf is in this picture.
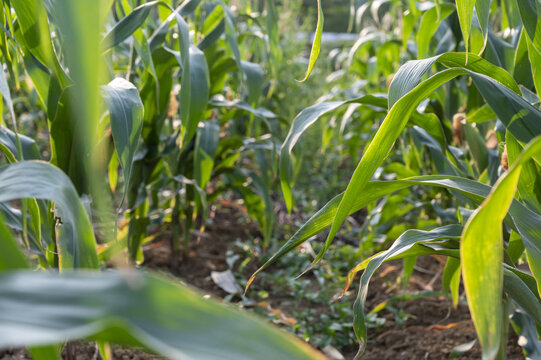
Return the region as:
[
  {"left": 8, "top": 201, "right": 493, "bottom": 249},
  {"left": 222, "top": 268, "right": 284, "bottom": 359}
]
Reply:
[
  {"left": 350, "top": 225, "right": 462, "bottom": 355},
  {"left": 416, "top": 4, "right": 455, "bottom": 59},
  {"left": 475, "top": 0, "right": 491, "bottom": 53},
  {"left": 0, "top": 214, "right": 29, "bottom": 271},
  {"left": 102, "top": 1, "right": 159, "bottom": 49},
  {"left": 321, "top": 53, "right": 537, "bottom": 275},
  {"left": 526, "top": 35, "right": 541, "bottom": 97},
  {"left": 101, "top": 78, "right": 144, "bottom": 203},
  {"left": 247, "top": 175, "right": 541, "bottom": 289},
  {"left": 194, "top": 119, "right": 220, "bottom": 189},
  {"left": 11, "top": 0, "right": 67, "bottom": 85},
  {"left": 280, "top": 95, "right": 387, "bottom": 212},
  {"left": 517, "top": 0, "right": 541, "bottom": 53},
  {"left": 506, "top": 132, "right": 541, "bottom": 213},
  {"left": 298, "top": 0, "right": 323, "bottom": 82},
  {"left": 388, "top": 53, "right": 519, "bottom": 108},
  {"left": 456, "top": 0, "right": 475, "bottom": 58},
  {"left": 0, "top": 161, "right": 99, "bottom": 269},
  {"left": 0, "top": 128, "right": 40, "bottom": 161},
  {"left": 0, "top": 270, "right": 325, "bottom": 360},
  {"left": 461, "top": 136, "right": 541, "bottom": 358}
]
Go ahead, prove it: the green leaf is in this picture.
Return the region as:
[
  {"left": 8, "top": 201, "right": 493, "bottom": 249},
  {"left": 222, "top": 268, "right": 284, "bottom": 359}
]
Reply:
[
  {"left": 0, "top": 213, "right": 58, "bottom": 360},
  {"left": 0, "top": 214, "right": 29, "bottom": 271},
  {"left": 209, "top": 98, "right": 277, "bottom": 120},
  {"left": 517, "top": 0, "right": 541, "bottom": 53},
  {"left": 456, "top": 0, "right": 475, "bottom": 58},
  {"left": 469, "top": 72, "right": 541, "bottom": 143},
  {"left": 505, "top": 267, "right": 541, "bottom": 326},
  {"left": 280, "top": 95, "right": 387, "bottom": 212},
  {"left": 219, "top": 1, "right": 242, "bottom": 77},
  {"left": 475, "top": 0, "right": 491, "bottom": 53},
  {"left": 0, "top": 127, "right": 40, "bottom": 162},
  {"left": 172, "top": 175, "right": 208, "bottom": 224},
  {"left": 321, "top": 53, "right": 534, "bottom": 274},
  {"left": 526, "top": 35, "right": 541, "bottom": 97},
  {"left": 442, "top": 257, "right": 461, "bottom": 307},
  {"left": 241, "top": 61, "right": 264, "bottom": 106},
  {"left": 0, "top": 63, "right": 16, "bottom": 123},
  {"left": 514, "top": 29, "right": 534, "bottom": 88},
  {"left": 194, "top": 119, "right": 220, "bottom": 189},
  {"left": 0, "top": 161, "right": 99, "bottom": 269},
  {"left": 388, "top": 53, "right": 519, "bottom": 108},
  {"left": 506, "top": 132, "right": 541, "bottom": 213},
  {"left": 181, "top": 46, "right": 210, "bottom": 149},
  {"left": 0, "top": 270, "right": 325, "bottom": 360},
  {"left": 11, "top": 0, "right": 67, "bottom": 85},
  {"left": 416, "top": 4, "right": 455, "bottom": 59},
  {"left": 509, "top": 300, "right": 541, "bottom": 358},
  {"left": 464, "top": 124, "right": 488, "bottom": 173},
  {"left": 102, "top": 1, "right": 158, "bottom": 49},
  {"left": 247, "top": 174, "right": 541, "bottom": 290},
  {"left": 462, "top": 136, "right": 541, "bottom": 359},
  {"left": 298, "top": 0, "right": 323, "bottom": 82},
  {"left": 101, "top": 78, "right": 144, "bottom": 203},
  {"left": 351, "top": 225, "right": 462, "bottom": 355},
  {"left": 49, "top": 88, "right": 89, "bottom": 193}
]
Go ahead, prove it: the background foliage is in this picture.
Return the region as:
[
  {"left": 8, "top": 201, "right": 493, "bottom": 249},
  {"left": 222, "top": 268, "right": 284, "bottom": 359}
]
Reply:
[{"left": 0, "top": 0, "right": 540, "bottom": 359}]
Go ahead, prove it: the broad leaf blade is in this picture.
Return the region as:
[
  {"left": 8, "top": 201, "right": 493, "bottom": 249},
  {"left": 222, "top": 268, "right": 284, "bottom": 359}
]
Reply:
[
  {"left": 101, "top": 78, "right": 144, "bottom": 202},
  {"left": 0, "top": 161, "right": 99, "bottom": 269},
  {"left": 456, "top": 0, "right": 475, "bottom": 58},
  {"left": 461, "top": 136, "right": 541, "bottom": 358},
  {"left": 280, "top": 95, "right": 386, "bottom": 212},
  {"left": 102, "top": 1, "right": 158, "bottom": 49},
  {"left": 0, "top": 270, "right": 326, "bottom": 360}
]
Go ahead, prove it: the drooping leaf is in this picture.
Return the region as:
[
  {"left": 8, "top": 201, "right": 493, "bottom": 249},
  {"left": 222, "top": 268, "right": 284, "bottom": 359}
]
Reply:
[
  {"left": 209, "top": 98, "right": 277, "bottom": 120},
  {"left": 101, "top": 77, "right": 144, "bottom": 202},
  {"left": 388, "top": 53, "right": 519, "bottom": 108},
  {"left": 247, "top": 174, "right": 541, "bottom": 290},
  {"left": 102, "top": 1, "right": 159, "bottom": 49},
  {"left": 0, "top": 127, "right": 40, "bottom": 162},
  {"left": 0, "top": 161, "right": 99, "bottom": 269},
  {"left": 298, "top": 0, "right": 323, "bottom": 82},
  {"left": 320, "top": 53, "right": 536, "bottom": 275},
  {"left": 350, "top": 225, "right": 462, "bottom": 355},
  {"left": 241, "top": 61, "right": 264, "bottom": 106},
  {"left": 11, "top": 0, "right": 67, "bottom": 85},
  {"left": 280, "top": 95, "right": 387, "bottom": 212}
]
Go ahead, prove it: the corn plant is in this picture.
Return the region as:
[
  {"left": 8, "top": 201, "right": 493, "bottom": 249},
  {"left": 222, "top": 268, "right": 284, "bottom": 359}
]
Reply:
[
  {"left": 248, "top": 0, "right": 541, "bottom": 359},
  {"left": 0, "top": 0, "right": 326, "bottom": 358}
]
